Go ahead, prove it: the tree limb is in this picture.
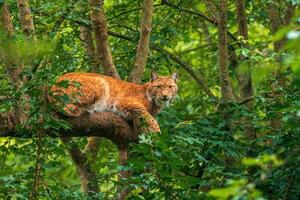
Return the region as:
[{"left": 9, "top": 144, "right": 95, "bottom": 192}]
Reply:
[
  {"left": 0, "top": 112, "right": 136, "bottom": 145},
  {"left": 162, "top": 0, "right": 238, "bottom": 42},
  {"left": 107, "top": 31, "right": 216, "bottom": 99},
  {"left": 89, "top": 0, "right": 120, "bottom": 79},
  {"left": 129, "top": 0, "right": 154, "bottom": 83}
]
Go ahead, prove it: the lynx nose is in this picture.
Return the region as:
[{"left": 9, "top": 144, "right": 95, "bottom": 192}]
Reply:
[{"left": 162, "top": 95, "right": 168, "bottom": 101}]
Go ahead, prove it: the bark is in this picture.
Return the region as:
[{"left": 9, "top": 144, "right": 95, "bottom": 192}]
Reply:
[
  {"left": 89, "top": 0, "right": 120, "bottom": 79},
  {"left": 17, "top": 0, "right": 35, "bottom": 39},
  {"left": 266, "top": 1, "right": 295, "bottom": 133},
  {"left": 80, "top": 26, "right": 99, "bottom": 72},
  {"left": 0, "top": 110, "right": 137, "bottom": 197},
  {"left": 267, "top": 2, "right": 295, "bottom": 52},
  {"left": 235, "top": 0, "right": 256, "bottom": 148},
  {"left": 0, "top": 112, "right": 136, "bottom": 144},
  {"left": 203, "top": 0, "right": 218, "bottom": 22},
  {"left": 118, "top": 146, "right": 131, "bottom": 200},
  {"left": 1, "top": 2, "right": 26, "bottom": 127},
  {"left": 61, "top": 137, "right": 99, "bottom": 194},
  {"left": 1, "top": 2, "right": 14, "bottom": 38},
  {"left": 218, "top": 0, "right": 234, "bottom": 101},
  {"left": 235, "top": 0, "right": 253, "bottom": 103},
  {"left": 217, "top": 0, "right": 235, "bottom": 166},
  {"left": 1, "top": 2, "right": 19, "bottom": 84},
  {"left": 129, "top": 0, "right": 154, "bottom": 83}
]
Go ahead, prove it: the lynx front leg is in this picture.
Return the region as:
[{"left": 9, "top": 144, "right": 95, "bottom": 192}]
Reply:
[{"left": 131, "top": 109, "right": 161, "bottom": 134}]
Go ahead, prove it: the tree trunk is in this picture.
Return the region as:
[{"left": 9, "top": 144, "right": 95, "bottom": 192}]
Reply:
[
  {"left": 80, "top": 26, "right": 99, "bottom": 72},
  {"left": 1, "top": 2, "right": 14, "bottom": 38},
  {"left": 17, "top": 0, "right": 35, "bottom": 39},
  {"left": 118, "top": 146, "right": 131, "bottom": 200},
  {"left": 89, "top": 0, "right": 120, "bottom": 79},
  {"left": 129, "top": 0, "right": 154, "bottom": 83},
  {"left": 235, "top": 0, "right": 255, "bottom": 140},
  {"left": 61, "top": 137, "right": 99, "bottom": 194},
  {"left": 267, "top": 2, "right": 295, "bottom": 52},
  {"left": 218, "top": 0, "right": 234, "bottom": 101}
]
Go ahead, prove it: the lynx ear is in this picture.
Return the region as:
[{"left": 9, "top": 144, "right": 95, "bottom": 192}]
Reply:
[
  {"left": 171, "top": 72, "right": 178, "bottom": 82},
  {"left": 151, "top": 70, "right": 159, "bottom": 82}
]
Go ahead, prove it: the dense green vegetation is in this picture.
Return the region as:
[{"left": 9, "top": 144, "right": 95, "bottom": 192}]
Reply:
[{"left": 0, "top": 0, "right": 299, "bottom": 199}]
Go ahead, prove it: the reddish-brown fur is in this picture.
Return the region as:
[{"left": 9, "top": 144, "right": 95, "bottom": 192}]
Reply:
[{"left": 51, "top": 72, "right": 178, "bottom": 133}]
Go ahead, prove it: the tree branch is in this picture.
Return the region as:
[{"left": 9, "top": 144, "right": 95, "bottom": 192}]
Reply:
[
  {"left": 162, "top": 0, "right": 238, "bottom": 42},
  {"left": 107, "top": 31, "right": 216, "bottom": 99},
  {"left": 129, "top": 0, "right": 154, "bottom": 83},
  {"left": 0, "top": 112, "right": 136, "bottom": 145},
  {"left": 89, "top": 0, "right": 120, "bottom": 79},
  {"left": 80, "top": 25, "right": 99, "bottom": 72}
]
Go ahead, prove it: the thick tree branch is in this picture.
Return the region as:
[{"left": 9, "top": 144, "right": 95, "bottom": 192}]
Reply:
[
  {"left": 0, "top": 112, "right": 136, "bottom": 145},
  {"left": 129, "top": 0, "right": 154, "bottom": 83}
]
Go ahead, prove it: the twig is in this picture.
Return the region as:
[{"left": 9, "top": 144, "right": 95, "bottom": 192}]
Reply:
[
  {"left": 283, "top": 176, "right": 294, "bottom": 200},
  {"left": 238, "top": 96, "right": 254, "bottom": 105},
  {"left": 161, "top": 1, "right": 238, "bottom": 42}
]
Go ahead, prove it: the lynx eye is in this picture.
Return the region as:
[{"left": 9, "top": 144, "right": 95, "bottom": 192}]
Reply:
[{"left": 168, "top": 85, "right": 174, "bottom": 89}]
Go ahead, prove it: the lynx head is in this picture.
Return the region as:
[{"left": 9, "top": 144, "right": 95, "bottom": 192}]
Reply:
[{"left": 146, "top": 71, "right": 178, "bottom": 107}]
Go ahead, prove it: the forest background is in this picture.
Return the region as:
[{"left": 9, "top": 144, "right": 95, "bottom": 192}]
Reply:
[{"left": 0, "top": 0, "right": 299, "bottom": 199}]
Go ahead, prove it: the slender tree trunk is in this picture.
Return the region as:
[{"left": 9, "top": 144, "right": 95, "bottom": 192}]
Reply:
[
  {"left": 89, "top": 0, "right": 120, "bottom": 79},
  {"left": 61, "top": 138, "right": 99, "bottom": 194},
  {"left": 266, "top": 1, "right": 295, "bottom": 132},
  {"left": 218, "top": 0, "right": 234, "bottom": 101},
  {"left": 80, "top": 26, "right": 99, "bottom": 72},
  {"left": 1, "top": 2, "right": 14, "bottom": 38},
  {"left": 17, "top": 0, "right": 35, "bottom": 39},
  {"left": 235, "top": 0, "right": 255, "bottom": 141},
  {"left": 129, "top": 0, "right": 154, "bottom": 83},
  {"left": 218, "top": 0, "right": 235, "bottom": 166},
  {"left": 118, "top": 146, "right": 131, "bottom": 200},
  {"left": 267, "top": 2, "right": 295, "bottom": 52}
]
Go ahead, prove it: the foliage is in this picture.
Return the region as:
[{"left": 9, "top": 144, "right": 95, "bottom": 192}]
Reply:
[{"left": 0, "top": 0, "right": 299, "bottom": 199}]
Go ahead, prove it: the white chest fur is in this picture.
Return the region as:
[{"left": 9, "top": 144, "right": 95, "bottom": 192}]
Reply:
[
  {"left": 86, "top": 78, "right": 126, "bottom": 118},
  {"left": 87, "top": 78, "right": 110, "bottom": 114}
]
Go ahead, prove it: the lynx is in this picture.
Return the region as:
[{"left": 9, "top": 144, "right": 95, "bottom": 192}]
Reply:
[{"left": 51, "top": 71, "right": 178, "bottom": 133}]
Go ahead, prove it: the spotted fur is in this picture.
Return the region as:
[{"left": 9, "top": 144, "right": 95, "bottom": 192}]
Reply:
[{"left": 51, "top": 71, "right": 178, "bottom": 133}]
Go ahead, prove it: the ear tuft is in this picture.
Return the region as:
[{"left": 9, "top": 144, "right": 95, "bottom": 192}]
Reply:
[
  {"left": 151, "top": 70, "right": 159, "bottom": 82},
  {"left": 171, "top": 72, "right": 178, "bottom": 82}
]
